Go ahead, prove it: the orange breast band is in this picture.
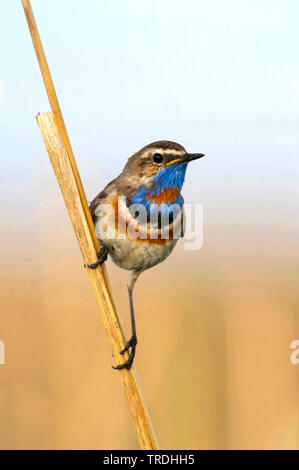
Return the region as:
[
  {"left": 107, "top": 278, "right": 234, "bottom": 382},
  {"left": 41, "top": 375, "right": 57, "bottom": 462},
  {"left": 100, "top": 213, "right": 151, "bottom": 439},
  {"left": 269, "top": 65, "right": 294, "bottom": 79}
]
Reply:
[{"left": 146, "top": 187, "right": 179, "bottom": 204}]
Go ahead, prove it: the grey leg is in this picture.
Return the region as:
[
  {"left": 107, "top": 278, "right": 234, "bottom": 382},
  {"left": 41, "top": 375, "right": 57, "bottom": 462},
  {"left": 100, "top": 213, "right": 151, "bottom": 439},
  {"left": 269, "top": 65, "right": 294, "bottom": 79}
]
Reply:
[{"left": 113, "top": 271, "right": 141, "bottom": 370}]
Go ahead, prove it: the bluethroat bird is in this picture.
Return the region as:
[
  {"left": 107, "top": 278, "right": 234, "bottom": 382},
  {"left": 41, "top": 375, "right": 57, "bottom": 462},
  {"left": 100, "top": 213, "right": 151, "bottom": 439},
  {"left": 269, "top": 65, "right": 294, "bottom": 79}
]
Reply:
[{"left": 88, "top": 141, "right": 204, "bottom": 369}]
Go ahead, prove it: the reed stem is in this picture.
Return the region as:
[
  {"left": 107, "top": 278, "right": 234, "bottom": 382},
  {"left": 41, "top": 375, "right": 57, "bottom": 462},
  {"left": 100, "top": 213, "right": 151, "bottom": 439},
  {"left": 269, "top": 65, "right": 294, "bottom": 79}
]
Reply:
[{"left": 22, "top": 0, "right": 158, "bottom": 450}]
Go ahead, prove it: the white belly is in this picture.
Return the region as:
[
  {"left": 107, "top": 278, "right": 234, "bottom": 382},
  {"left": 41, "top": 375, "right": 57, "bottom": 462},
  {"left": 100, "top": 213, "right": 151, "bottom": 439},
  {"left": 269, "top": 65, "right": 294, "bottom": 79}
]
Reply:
[
  {"left": 93, "top": 194, "right": 181, "bottom": 272},
  {"left": 102, "top": 236, "right": 178, "bottom": 272}
]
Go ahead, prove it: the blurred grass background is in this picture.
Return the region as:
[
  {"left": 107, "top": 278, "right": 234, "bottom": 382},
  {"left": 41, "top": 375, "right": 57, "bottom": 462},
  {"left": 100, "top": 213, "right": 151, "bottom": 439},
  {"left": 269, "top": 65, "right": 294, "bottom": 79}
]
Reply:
[
  {"left": 0, "top": 169, "right": 298, "bottom": 449},
  {"left": 1, "top": 0, "right": 299, "bottom": 450}
]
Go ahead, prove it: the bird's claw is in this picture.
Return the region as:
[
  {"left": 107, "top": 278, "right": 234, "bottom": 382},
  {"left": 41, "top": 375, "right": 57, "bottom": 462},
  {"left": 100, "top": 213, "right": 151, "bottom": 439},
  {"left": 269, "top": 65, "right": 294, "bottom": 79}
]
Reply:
[
  {"left": 113, "top": 335, "right": 137, "bottom": 370},
  {"left": 84, "top": 247, "right": 108, "bottom": 269},
  {"left": 120, "top": 335, "right": 137, "bottom": 355}
]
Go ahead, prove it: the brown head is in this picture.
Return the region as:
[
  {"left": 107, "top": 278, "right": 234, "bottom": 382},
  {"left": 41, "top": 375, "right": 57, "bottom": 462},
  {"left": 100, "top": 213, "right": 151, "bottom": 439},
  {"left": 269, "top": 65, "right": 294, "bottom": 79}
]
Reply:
[{"left": 121, "top": 140, "right": 204, "bottom": 185}]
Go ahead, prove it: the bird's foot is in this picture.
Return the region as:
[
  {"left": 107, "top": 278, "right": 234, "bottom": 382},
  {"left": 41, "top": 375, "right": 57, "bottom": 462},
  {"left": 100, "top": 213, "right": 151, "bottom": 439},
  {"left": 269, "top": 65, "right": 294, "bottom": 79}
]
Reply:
[
  {"left": 120, "top": 335, "right": 137, "bottom": 355},
  {"left": 113, "top": 335, "right": 137, "bottom": 370},
  {"left": 84, "top": 247, "right": 108, "bottom": 269}
]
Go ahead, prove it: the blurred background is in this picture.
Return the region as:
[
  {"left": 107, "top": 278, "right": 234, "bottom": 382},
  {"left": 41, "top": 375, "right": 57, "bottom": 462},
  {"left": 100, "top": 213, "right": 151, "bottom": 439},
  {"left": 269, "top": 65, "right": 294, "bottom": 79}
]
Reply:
[{"left": 0, "top": 0, "right": 299, "bottom": 449}]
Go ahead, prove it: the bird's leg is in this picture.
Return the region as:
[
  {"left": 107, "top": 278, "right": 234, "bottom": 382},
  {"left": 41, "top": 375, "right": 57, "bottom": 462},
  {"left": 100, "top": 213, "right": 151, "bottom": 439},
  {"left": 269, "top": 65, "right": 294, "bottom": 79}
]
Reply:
[
  {"left": 113, "top": 289, "right": 137, "bottom": 370},
  {"left": 119, "top": 289, "right": 137, "bottom": 354},
  {"left": 113, "top": 271, "right": 140, "bottom": 370},
  {"left": 85, "top": 246, "right": 109, "bottom": 269}
]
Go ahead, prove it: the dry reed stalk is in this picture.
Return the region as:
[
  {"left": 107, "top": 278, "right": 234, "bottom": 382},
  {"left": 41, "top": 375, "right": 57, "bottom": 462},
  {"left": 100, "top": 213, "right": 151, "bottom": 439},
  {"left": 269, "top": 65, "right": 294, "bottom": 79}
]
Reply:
[{"left": 22, "top": 0, "right": 158, "bottom": 450}]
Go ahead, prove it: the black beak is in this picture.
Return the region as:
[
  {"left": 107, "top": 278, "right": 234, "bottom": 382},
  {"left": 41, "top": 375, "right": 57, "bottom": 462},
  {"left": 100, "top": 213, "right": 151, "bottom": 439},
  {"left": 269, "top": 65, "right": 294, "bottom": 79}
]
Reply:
[
  {"left": 167, "top": 152, "right": 205, "bottom": 167},
  {"left": 183, "top": 153, "right": 205, "bottom": 162}
]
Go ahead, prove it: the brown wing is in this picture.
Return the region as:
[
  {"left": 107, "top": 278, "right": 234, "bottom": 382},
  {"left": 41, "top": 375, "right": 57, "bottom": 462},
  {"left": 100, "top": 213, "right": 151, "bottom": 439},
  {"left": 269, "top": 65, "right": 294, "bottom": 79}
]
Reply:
[{"left": 89, "top": 178, "right": 118, "bottom": 222}]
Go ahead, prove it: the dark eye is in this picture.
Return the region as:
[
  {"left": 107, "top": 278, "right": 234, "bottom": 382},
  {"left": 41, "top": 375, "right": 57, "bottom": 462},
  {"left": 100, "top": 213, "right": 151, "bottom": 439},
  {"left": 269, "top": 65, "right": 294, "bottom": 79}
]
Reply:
[{"left": 153, "top": 153, "right": 163, "bottom": 164}]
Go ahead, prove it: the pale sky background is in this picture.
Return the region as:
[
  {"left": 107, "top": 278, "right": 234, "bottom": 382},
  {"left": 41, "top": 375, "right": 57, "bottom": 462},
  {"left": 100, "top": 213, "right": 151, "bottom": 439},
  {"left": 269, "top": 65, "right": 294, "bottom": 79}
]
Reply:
[{"left": 0, "top": 0, "right": 298, "bottom": 235}]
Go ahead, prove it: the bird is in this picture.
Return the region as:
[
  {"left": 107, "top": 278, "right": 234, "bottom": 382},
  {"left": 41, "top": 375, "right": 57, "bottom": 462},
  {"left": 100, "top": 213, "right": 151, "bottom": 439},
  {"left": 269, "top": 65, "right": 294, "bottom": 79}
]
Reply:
[{"left": 87, "top": 140, "right": 204, "bottom": 369}]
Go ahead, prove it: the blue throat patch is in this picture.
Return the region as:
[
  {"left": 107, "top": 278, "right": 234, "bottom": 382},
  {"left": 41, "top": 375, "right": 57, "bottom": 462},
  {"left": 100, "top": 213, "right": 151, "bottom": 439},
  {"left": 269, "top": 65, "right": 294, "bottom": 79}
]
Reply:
[{"left": 130, "top": 162, "right": 187, "bottom": 216}]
